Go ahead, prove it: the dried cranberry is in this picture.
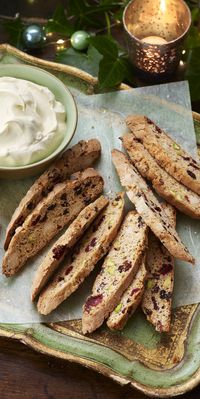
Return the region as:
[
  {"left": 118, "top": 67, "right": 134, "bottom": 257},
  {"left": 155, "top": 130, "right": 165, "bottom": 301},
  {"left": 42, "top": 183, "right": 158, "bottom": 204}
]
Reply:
[
  {"left": 155, "top": 126, "right": 162, "bottom": 134},
  {"left": 190, "top": 162, "right": 200, "bottom": 170},
  {"left": 160, "top": 290, "right": 172, "bottom": 300},
  {"left": 146, "top": 117, "right": 153, "bottom": 124},
  {"left": 155, "top": 206, "right": 161, "bottom": 212},
  {"left": 159, "top": 263, "right": 173, "bottom": 275},
  {"left": 47, "top": 203, "right": 56, "bottom": 211},
  {"left": 152, "top": 296, "right": 159, "bottom": 310},
  {"left": 84, "top": 294, "right": 103, "bottom": 313},
  {"left": 131, "top": 288, "right": 140, "bottom": 296},
  {"left": 182, "top": 156, "right": 190, "bottom": 161},
  {"left": 31, "top": 215, "right": 41, "bottom": 226},
  {"left": 118, "top": 260, "right": 132, "bottom": 273},
  {"left": 27, "top": 202, "right": 34, "bottom": 210},
  {"left": 65, "top": 265, "right": 73, "bottom": 275},
  {"left": 187, "top": 170, "right": 196, "bottom": 179},
  {"left": 52, "top": 245, "right": 66, "bottom": 260},
  {"left": 138, "top": 216, "right": 144, "bottom": 228},
  {"left": 85, "top": 237, "right": 97, "bottom": 252}
]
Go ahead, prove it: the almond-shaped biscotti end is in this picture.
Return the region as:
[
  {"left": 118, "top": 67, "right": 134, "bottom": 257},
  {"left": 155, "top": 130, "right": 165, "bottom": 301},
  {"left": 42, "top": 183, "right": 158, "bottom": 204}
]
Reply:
[{"left": 37, "top": 292, "right": 56, "bottom": 315}]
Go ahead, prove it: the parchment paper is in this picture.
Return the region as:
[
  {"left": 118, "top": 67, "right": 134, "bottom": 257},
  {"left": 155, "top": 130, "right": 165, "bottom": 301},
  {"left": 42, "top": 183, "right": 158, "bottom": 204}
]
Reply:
[{"left": 0, "top": 80, "right": 199, "bottom": 323}]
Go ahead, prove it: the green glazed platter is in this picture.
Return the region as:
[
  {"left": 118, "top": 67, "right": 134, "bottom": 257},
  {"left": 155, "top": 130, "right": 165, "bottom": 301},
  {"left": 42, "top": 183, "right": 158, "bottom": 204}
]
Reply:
[{"left": 1, "top": 43, "right": 200, "bottom": 398}]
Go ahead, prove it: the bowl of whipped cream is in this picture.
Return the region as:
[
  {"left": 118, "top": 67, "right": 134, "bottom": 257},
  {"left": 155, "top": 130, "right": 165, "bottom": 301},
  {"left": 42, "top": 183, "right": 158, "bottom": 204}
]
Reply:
[{"left": 0, "top": 64, "right": 77, "bottom": 178}]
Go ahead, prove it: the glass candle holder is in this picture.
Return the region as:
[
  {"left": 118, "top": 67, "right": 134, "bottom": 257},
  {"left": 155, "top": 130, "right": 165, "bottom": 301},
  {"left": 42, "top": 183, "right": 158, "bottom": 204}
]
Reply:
[{"left": 123, "top": 0, "right": 191, "bottom": 78}]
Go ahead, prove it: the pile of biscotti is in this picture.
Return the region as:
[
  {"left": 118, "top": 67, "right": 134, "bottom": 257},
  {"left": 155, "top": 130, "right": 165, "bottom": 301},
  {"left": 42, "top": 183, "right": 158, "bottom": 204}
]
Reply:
[{"left": 2, "top": 114, "right": 200, "bottom": 335}]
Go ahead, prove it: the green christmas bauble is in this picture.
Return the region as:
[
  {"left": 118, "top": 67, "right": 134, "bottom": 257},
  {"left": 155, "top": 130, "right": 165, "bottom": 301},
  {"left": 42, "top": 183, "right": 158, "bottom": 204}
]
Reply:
[
  {"left": 71, "top": 30, "right": 90, "bottom": 51},
  {"left": 22, "top": 24, "right": 46, "bottom": 49}
]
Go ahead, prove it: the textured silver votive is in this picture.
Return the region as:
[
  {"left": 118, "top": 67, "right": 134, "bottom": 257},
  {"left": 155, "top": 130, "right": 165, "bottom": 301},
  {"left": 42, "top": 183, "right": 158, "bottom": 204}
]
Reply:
[{"left": 123, "top": 0, "right": 191, "bottom": 76}]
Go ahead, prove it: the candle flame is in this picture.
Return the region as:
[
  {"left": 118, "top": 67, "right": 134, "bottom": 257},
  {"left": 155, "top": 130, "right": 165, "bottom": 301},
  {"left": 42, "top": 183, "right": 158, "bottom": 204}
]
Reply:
[{"left": 160, "top": 0, "right": 166, "bottom": 13}]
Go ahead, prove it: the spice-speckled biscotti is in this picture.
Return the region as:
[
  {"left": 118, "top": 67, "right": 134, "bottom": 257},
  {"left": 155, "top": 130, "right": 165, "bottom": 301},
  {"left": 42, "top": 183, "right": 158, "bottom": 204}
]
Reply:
[
  {"left": 82, "top": 211, "right": 148, "bottom": 334},
  {"left": 142, "top": 204, "right": 176, "bottom": 333},
  {"left": 112, "top": 149, "right": 194, "bottom": 264},
  {"left": 2, "top": 168, "right": 104, "bottom": 277},
  {"left": 37, "top": 193, "right": 125, "bottom": 315},
  {"left": 107, "top": 257, "right": 147, "bottom": 330},
  {"left": 122, "top": 134, "right": 200, "bottom": 219},
  {"left": 4, "top": 139, "right": 101, "bottom": 250},
  {"left": 31, "top": 195, "right": 109, "bottom": 301},
  {"left": 126, "top": 115, "right": 200, "bottom": 195}
]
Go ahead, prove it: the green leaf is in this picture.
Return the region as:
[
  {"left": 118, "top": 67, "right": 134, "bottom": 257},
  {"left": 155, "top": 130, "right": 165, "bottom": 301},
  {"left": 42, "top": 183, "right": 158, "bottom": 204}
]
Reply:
[
  {"left": 4, "top": 17, "right": 24, "bottom": 48},
  {"left": 89, "top": 35, "right": 119, "bottom": 58},
  {"left": 55, "top": 45, "right": 102, "bottom": 76},
  {"left": 119, "top": 56, "right": 137, "bottom": 85},
  {"left": 185, "top": 47, "right": 200, "bottom": 101},
  {"left": 185, "top": 26, "right": 200, "bottom": 49},
  {"left": 191, "top": 7, "right": 200, "bottom": 22},
  {"left": 98, "top": 54, "right": 136, "bottom": 89},
  {"left": 67, "top": 0, "right": 123, "bottom": 30},
  {"left": 45, "top": 4, "right": 74, "bottom": 35},
  {"left": 98, "top": 56, "right": 126, "bottom": 89}
]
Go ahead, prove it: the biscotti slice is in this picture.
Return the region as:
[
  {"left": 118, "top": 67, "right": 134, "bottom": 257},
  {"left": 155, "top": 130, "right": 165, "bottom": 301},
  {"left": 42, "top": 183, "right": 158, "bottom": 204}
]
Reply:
[
  {"left": 31, "top": 195, "right": 109, "bottom": 301},
  {"left": 4, "top": 139, "right": 101, "bottom": 250},
  {"left": 142, "top": 204, "right": 175, "bottom": 333},
  {"left": 37, "top": 193, "right": 124, "bottom": 315},
  {"left": 122, "top": 134, "right": 200, "bottom": 219},
  {"left": 82, "top": 211, "right": 148, "bottom": 334},
  {"left": 112, "top": 149, "right": 194, "bottom": 264},
  {"left": 126, "top": 115, "right": 200, "bottom": 195},
  {"left": 2, "top": 168, "right": 104, "bottom": 277},
  {"left": 107, "top": 257, "right": 147, "bottom": 330}
]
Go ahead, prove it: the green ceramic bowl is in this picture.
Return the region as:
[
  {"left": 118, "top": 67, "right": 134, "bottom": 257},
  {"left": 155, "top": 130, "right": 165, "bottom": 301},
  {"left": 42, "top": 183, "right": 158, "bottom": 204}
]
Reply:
[{"left": 0, "top": 64, "right": 77, "bottom": 179}]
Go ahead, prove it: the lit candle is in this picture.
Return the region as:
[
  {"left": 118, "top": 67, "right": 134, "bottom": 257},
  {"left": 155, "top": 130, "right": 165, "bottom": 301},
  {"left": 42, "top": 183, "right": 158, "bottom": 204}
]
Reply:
[
  {"left": 123, "top": 0, "right": 191, "bottom": 76},
  {"left": 141, "top": 36, "right": 168, "bottom": 45}
]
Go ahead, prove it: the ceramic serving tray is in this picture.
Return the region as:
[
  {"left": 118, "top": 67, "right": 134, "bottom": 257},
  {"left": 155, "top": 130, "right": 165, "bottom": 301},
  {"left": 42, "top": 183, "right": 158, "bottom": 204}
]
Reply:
[{"left": 0, "top": 43, "right": 200, "bottom": 398}]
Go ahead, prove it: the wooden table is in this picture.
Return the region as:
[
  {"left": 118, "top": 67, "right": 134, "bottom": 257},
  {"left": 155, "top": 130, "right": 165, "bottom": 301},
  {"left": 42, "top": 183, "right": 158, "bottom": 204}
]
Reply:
[
  {"left": 0, "top": 1, "right": 200, "bottom": 398},
  {"left": 1, "top": 335, "right": 200, "bottom": 399}
]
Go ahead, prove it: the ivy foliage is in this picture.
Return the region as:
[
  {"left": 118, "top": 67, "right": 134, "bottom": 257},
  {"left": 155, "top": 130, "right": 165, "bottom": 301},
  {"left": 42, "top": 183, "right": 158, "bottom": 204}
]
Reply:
[{"left": 3, "top": 1, "right": 200, "bottom": 99}]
